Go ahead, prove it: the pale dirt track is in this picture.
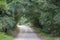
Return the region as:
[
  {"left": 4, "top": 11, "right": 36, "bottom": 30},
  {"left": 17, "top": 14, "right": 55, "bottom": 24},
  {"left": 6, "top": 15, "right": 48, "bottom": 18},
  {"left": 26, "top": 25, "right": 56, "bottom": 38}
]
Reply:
[{"left": 13, "top": 25, "right": 43, "bottom": 40}]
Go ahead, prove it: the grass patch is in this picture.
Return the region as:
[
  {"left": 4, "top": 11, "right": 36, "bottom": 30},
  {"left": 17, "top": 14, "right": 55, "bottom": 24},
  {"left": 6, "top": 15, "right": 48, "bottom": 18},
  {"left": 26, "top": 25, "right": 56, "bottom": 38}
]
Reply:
[
  {"left": 33, "top": 27, "right": 60, "bottom": 40},
  {"left": 0, "top": 32, "right": 13, "bottom": 40}
]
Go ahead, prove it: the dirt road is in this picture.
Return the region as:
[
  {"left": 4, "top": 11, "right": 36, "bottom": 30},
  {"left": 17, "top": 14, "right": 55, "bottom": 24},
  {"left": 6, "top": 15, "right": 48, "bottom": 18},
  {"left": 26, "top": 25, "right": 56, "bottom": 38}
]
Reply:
[{"left": 13, "top": 25, "right": 42, "bottom": 40}]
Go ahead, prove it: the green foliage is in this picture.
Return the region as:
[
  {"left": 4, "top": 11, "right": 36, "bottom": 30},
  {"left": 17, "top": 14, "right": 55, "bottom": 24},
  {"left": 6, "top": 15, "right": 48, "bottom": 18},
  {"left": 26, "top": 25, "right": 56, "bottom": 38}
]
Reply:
[
  {"left": 0, "top": 0, "right": 15, "bottom": 33},
  {"left": 0, "top": 16, "right": 15, "bottom": 32},
  {"left": 0, "top": 0, "right": 6, "bottom": 9},
  {"left": 39, "top": 0, "right": 60, "bottom": 36},
  {"left": 0, "top": 32, "right": 13, "bottom": 40}
]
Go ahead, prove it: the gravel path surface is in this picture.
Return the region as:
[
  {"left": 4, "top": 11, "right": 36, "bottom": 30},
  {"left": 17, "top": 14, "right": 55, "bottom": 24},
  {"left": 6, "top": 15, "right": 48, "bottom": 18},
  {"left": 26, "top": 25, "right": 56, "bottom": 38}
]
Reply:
[{"left": 13, "top": 25, "right": 42, "bottom": 40}]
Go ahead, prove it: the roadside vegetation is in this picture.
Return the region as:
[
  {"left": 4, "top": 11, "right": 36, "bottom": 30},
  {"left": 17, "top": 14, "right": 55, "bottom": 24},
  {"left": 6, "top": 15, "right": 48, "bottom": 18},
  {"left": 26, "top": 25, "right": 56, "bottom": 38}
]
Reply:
[
  {"left": 0, "top": 32, "right": 12, "bottom": 40},
  {"left": 33, "top": 26, "right": 60, "bottom": 40}
]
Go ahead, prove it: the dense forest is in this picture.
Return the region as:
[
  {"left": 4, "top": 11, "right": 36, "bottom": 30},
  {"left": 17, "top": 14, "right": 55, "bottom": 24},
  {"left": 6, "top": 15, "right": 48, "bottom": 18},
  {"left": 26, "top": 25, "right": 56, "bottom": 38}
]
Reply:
[{"left": 0, "top": 0, "right": 60, "bottom": 40}]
